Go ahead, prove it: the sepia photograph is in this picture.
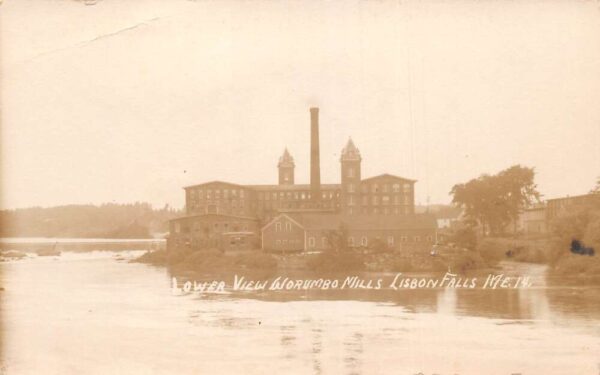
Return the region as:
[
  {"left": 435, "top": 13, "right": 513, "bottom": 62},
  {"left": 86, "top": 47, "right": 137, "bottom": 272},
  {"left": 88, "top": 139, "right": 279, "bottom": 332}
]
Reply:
[{"left": 1, "top": 1, "right": 599, "bottom": 374}]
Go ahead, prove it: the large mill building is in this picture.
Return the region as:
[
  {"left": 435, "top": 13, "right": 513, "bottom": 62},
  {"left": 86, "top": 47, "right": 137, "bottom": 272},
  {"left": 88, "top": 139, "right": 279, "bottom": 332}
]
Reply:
[{"left": 168, "top": 108, "right": 437, "bottom": 253}]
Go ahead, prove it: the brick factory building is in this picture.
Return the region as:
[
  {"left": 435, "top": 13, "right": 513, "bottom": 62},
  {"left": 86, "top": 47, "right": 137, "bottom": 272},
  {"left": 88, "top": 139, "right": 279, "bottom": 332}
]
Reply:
[{"left": 168, "top": 107, "right": 437, "bottom": 253}]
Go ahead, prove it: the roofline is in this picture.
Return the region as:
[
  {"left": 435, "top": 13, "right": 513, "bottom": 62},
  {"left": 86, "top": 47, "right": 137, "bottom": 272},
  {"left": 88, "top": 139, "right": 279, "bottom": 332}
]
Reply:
[
  {"left": 360, "top": 174, "right": 417, "bottom": 183},
  {"left": 546, "top": 193, "right": 599, "bottom": 202},
  {"left": 169, "top": 213, "right": 259, "bottom": 221},
  {"left": 183, "top": 180, "right": 245, "bottom": 190},
  {"left": 261, "top": 213, "right": 305, "bottom": 232}
]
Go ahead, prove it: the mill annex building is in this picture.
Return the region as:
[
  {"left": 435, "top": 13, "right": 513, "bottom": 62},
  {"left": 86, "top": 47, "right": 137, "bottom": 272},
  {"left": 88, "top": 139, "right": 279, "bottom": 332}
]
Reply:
[{"left": 168, "top": 107, "right": 437, "bottom": 253}]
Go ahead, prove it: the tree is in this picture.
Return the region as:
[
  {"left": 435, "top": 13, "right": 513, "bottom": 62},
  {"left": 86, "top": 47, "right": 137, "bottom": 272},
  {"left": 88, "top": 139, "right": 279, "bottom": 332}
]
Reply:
[
  {"left": 450, "top": 165, "right": 540, "bottom": 237},
  {"left": 497, "top": 165, "right": 541, "bottom": 234},
  {"left": 591, "top": 176, "right": 600, "bottom": 194}
]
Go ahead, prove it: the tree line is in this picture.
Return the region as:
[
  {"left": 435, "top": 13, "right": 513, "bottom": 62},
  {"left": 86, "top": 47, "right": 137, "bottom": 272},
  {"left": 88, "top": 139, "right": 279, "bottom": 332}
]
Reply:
[{"left": 0, "top": 202, "right": 181, "bottom": 238}]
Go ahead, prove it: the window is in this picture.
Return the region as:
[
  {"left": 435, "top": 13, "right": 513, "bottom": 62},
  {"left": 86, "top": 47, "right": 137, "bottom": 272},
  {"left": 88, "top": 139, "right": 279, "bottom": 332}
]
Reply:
[
  {"left": 273, "top": 192, "right": 278, "bottom": 200},
  {"left": 240, "top": 190, "right": 244, "bottom": 198},
  {"left": 403, "top": 183, "right": 411, "bottom": 193},
  {"left": 282, "top": 239, "right": 288, "bottom": 246},
  {"left": 383, "top": 184, "right": 389, "bottom": 193},
  {"left": 207, "top": 190, "right": 212, "bottom": 199},
  {"left": 382, "top": 196, "right": 390, "bottom": 205},
  {"left": 174, "top": 223, "right": 181, "bottom": 233},
  {"left": 308, "top": 237, "right": 315, "bottom": 248},
  {"left": 361, "top": 237, "right": 368, "bottom": 246},
  {"left": 276, "top": 240, "right": 281, "bottom": 246},
  {"left": 372, "top": 196, "right": 379, "bottom": 205},
  {"left": 372, "top": 184, "right": 379, "bottom": 193},
  {"left": 285, "top": 222, "right": 292, "bottom": 232},
  {"left": 348, "top": 184, "right": 355, "bottom": 193},
  {"left": 301, "top": 193, "right": 306, "bottom": 200},
  {"left": 224, "top": 189, "right": 229, "bottom": 198},
  {"left": 347, "top": 168, "right": 354, "bottom": 178},
  {"left": 362, "top": 196, "right": 368, "bottom": 205},
  {"left": 401, "top": 236, "right": 408, "bottom": 242},
  {"left": 348, "top": 196, "right": 355, "bottom": 206},
  {"left": 387, "top": 236, "right": 394, "bottom": 247},
  {"left": 427, "top": 235, "right": 433, "bottom": 242},
  {"left": 404, "top": 195, "right": 410, "bottom": 205},
  {"left": 275, "top": 222, "right": 282, "bottom": 232},
  {"left": 348, "top": 237, "right": 355, "bottom": 247},
  {"left": 392, "top": 184, "right": 400, "bottom": 193},
  {"left": 414, "top": 236, "right": 421, "bottom": 242}
]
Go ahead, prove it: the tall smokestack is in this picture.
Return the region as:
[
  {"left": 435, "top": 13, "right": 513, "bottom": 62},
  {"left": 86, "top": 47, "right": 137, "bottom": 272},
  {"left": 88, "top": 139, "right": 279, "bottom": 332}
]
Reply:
[{"left": 310, "top": 107, "right": 321, "bottom": 202}]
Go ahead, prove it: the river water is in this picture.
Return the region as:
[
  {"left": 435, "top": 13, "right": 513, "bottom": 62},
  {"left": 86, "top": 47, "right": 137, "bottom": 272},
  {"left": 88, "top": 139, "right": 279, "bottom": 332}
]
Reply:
[{"left": 1, "top": 250, "right": 599, "bottom": 375}]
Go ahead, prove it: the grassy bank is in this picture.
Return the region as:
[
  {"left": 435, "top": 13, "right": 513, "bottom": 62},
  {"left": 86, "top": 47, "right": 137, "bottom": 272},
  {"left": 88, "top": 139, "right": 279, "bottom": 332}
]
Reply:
[
  {"left": 476, "top": 237, "right": 553, "bottom": 265},
  {"left": 135, "top": 248, "right": 278, "bottom": 278}
]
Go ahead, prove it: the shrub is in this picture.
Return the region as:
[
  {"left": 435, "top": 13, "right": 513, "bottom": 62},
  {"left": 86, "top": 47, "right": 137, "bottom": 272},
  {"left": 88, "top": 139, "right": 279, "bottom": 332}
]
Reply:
[
  {"left": 233, "top": 252, "right": 278, "bottom": 270},
  {"left": 449, "top": 227, "right": 477, "bottom": 250},
  {"left": 306, "top": 251, "right": 365, "bottom": 272}
]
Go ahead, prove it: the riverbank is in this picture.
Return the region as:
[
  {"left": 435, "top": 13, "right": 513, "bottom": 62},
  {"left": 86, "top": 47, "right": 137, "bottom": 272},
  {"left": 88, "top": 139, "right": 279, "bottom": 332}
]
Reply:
[{"left": 134, "top": 245, "right": 493, "bottom": 277}]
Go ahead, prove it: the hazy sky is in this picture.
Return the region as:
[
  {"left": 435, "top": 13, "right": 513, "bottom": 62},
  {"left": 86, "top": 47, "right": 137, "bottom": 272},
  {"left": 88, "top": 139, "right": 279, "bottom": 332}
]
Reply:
[{"left": 2, "top": 0, "right": 599, "bottom": 210}]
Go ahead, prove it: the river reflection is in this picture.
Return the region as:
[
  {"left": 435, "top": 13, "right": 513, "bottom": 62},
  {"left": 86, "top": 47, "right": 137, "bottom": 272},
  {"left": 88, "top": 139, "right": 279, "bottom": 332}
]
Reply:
[{"left": 2, "top": 251, "right": 600, "bottom": 375}]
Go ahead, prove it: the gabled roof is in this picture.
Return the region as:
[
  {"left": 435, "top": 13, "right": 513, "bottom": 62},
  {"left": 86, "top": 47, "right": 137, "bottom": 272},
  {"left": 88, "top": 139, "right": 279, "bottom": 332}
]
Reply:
[
  {"left": 361, "top": 173, "right": 417, "bottom": 183},
  {"left": 262, "top": 213, "right": 305, "bottom": 232}
]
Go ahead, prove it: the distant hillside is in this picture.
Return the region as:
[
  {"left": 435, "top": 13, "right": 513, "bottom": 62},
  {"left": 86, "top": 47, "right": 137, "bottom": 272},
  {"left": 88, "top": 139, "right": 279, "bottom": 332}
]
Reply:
[{"left": 0, "top": 203, "right": 182, "bottom": 239}]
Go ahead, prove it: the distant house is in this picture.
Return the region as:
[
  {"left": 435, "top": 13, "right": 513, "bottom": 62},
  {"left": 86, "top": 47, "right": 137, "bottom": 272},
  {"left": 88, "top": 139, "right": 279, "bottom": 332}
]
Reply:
[
  {"left": 434, "top": 207, "right": 463, "bottom": 230},
  {"left": 546, "top": 193, "right": 600, "bottom": 223},
  {"left": 519, "top": 204, "right": 547, "bottom": 235}
]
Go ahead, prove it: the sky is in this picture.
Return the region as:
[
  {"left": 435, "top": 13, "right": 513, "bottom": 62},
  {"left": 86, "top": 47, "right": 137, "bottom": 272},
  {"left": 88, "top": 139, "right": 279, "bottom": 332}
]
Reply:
[{"left": 1, "top": 0, "right": 599, "bottom": 210}]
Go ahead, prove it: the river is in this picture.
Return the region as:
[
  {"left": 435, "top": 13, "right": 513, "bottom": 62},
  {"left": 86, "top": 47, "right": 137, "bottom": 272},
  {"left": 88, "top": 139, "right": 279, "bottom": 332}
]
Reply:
[{"left": 1, "top": 250, "right": 599, "bottom": 375}]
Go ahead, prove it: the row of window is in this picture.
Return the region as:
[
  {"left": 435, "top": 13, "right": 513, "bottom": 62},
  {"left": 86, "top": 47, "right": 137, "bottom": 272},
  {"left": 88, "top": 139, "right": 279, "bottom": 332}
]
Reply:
[
  {"left": 274, "top": 235, "right": 434, "bottom": 248},
  {"left": 275, "top": 222, "right": 293, "bottom": 232},
  {"left": 258, "top": 191, "right": 339, "bottom": 201},
  {"left": 346, "top": 207, "right": 412, "bottom": 215},
  {"left": 173, "top": 221, "right": 250, "bottom": 233},
  {"left": 343, "top": 181, "right": 412, "bottom": 194},
  {"left": 346, "top": 195, "right": 411, "bottom": 206},
  {"left": 189, "top": 188, "right": 245, "bottom": 200}
]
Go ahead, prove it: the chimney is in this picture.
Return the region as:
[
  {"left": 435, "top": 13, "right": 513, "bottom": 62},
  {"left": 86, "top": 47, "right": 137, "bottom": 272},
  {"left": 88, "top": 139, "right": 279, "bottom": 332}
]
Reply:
[{"left": 310, "top": 107, "right": 321, "bottom": 202}]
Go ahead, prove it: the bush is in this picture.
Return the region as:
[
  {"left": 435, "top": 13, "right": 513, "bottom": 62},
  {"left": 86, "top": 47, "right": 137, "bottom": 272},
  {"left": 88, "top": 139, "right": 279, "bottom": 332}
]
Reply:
[
  {"left": 306, "top": 251, "right": 365, "bottom": 272},
  {"left": 233, "top": 252, "right": 278, "bottom": 270},
  {"left": 449, "top": 227, "right": 477, "bottom": 250},
  {"left": 548, "top": 201, "right": 600, "bottom": 284}
]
